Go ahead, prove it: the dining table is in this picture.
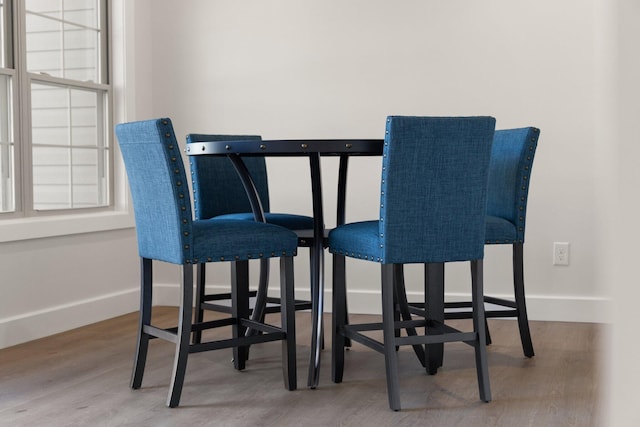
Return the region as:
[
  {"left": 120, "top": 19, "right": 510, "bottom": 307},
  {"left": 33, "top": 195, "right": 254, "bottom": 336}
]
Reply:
[{"left": 185, "top": 138, "right": 384, "bottom": 388}]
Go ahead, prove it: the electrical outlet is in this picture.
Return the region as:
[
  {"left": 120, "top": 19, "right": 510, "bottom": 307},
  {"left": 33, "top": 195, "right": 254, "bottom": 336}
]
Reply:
[{"left": 553, "top": 242, "right": 570, "bottom": 266}]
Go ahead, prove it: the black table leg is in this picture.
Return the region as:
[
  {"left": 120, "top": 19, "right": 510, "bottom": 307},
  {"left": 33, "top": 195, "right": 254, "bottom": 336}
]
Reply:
[{"left": 308, "top": 153, "right": 325, "bottom": 388}]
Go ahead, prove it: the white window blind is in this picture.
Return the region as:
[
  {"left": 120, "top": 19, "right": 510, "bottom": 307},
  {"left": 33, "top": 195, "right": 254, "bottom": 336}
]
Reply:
[
  {"left": 0, "top": 0, "right": 15, "bottom": 213},
  {"left": 0, "top": 0, "right": 110, "bottom": 214}
]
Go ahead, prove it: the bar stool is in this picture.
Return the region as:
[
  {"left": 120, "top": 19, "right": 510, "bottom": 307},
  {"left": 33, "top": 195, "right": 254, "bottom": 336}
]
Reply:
[
  {"left": 116, "top": 118, "right": 298, "bottom": 407},
  {"left": 329, "top": 116, "right": 496, "bottom": 410}
]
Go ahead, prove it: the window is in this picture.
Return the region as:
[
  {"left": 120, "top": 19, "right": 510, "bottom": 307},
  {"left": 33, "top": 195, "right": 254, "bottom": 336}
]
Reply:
[
  {"left": 0, "top": 0, "right": 110, "bottom": 215},
  {"left": 1, "top": 0, "right": 15, "bottom": 213}
]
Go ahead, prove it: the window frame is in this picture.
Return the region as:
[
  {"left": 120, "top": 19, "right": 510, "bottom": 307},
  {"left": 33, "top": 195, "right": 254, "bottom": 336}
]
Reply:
[{"left": 0, "top": 0, "right": 134, "bottom": 242}]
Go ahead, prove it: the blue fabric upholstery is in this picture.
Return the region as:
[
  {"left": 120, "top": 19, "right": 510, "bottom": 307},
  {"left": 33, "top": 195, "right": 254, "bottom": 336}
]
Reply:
[
  {"left": 187, "top": 134, "right": 270, "bottom": 219},
  {"left": 213, "top": 212, "right": 316, "bottom": 230},
  {"left": 485, "top": 215, "right": 517, "bottom": 242},
  {"left": 115, "top": 119, "right": 298, "bottom": 265},
  {"left": 485, "top": 127, "right": 540, "bottom": 244},
  {"left": 187, "top": 134, "right": 314, "bottom": 231},
  {"left": 329, "top": 116, "right": 496, "bottom": 264}
]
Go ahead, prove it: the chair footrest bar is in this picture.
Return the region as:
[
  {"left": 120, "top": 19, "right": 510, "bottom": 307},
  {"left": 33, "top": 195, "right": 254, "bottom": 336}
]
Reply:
[
  {"left": 190, "top": 331, "right": 287, "bottom": 354},
  {"left": 344, "top": 322, "right": 384, "bottom": 332},
  {"left": 342, "top": 318, "right": 426, "bottom": 332},
  {"left": 192, "top": 317, "right": 236, "bottom": 332},
  {"left": 193, "top": 317, "right": 284, "bottom": 335},
  {"left": 341, "top": 321, "right": 478, "bottom": 350},
  {"left": 201, "top": 302, "right": 234, "bottom": 314},
  {"left": 203, "top": 291, "right": 258, "bottom": 302},
  {"left": 409, "top": 302, "right": 519, "bottom": 319},
  {"left": 443, "top": 301, "right": 472, "bottom": 309},
  {"left": 395, "top": 331, "right": 477, "bottom": 346},
  {"left": 408, "top": 306, "right": 426, "bottom": 317},
  {"left": 143, "top": 325, "right": 177, "bottom": 343},
  {"left": 239, "top": 319, "right": 283, "bottom": 335},
  {"left": 484, "top": 296, "right": 517, "bottom": 309},
  {"left": 264, "top": 297, "right": 313, "bottom": 313},
  {"left": 444, "top": 311, "right": 472, "bottom": 320},
  {"left": 341, "top": 327, "right": 385, "bottom": 353},
  {"left": 485, "top": 309, "right": 518, "bottom": 318},
  {"left": 411, "top": 298, "right": 519, "bottom": 310},
  {"left": 346, "top": 319, "right": 436, "bottom": 333},
  {"left": 201, "top": 298, "right": 312, "bottom": 315},
  {"left": 443, "top": 308, "right": 518, "bottom": 319}
]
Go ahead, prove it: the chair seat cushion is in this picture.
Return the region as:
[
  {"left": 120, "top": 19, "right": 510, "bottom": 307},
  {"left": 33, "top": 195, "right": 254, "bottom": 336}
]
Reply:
[
  {"left": 328, "top": 220, "right": 382, "bottom": 261},
  {"left": 191, "top": 219, "right": 298, "bottom": 263},
  {"left": 212, "top": 212, "right": 314, "bottom": 230},
  {"left": 485, "top": 215, "right": 517, "bottom": 244},
  {"left": 329, "top": 217, "right": 520, "bottom": 260}
]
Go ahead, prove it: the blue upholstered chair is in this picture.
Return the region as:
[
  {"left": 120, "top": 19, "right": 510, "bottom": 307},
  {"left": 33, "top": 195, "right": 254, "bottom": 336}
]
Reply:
[
  {"left": 329, "top": 116, "right": 495, "bottom": 411},
  {"left": 481, "top": 127, "right": 539, "bottom": 356},
  {"left": 186, "top": 134, "right": 315, "bottom": 345},
  {"left": 405, "top": 127, "right": 540, "bottom": 358},
  {"left": 115, "top": 118, "right": 298, "bottom": 407}
]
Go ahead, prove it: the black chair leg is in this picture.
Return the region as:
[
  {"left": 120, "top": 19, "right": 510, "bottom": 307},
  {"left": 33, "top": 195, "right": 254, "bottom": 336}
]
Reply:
[
  {"left": 249, "top": 258, "right": 270, "bottom": 329},
  {"left": 382, "top": 264, "right": 401, "bottom": 411},
  {"left": 393, "top": 282, "right": 401, "bottom": 348},
  {"left": 425, "top": 263, "right": 445, "bottom": 374},
  {"left": 231, "top": 260, "right": 250, "bottom": 370},
  {"left": 242, "top": 258, "right": 270, "bottom": 362},
  {"left": 193, "top": 263, "right": 206, "bottom": 344},
  {"left": 280, "top": 256, "right": 297, "bottom": 390},
  {"left": 131, "top": 257, "right": 152, "bottom": 390},
  {"left": 167, "top": 265, "right": 194, "bottom": 407},
  {"left": 513, "top": 243, "right": 534, "bottom": 357},
  {"left": 393, "top": 265, "right": 426, "bottom": 367},
  {"left": 331, "top": 254, "right": 347, "bottom": 384},
  {"left": 485, "top": 317, "right": 492, "bottom": 346},
  {"left": 470, "top": 263, "right": 492, "bottom": 347},
  {"left": 471, "top": 260, "right": 491, "bottom": 402}
]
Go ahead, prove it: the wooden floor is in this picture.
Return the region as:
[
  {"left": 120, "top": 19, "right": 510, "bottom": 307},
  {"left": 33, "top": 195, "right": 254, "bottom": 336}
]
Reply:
[{"left": 0, "top": 308, "right": 605, "bottom": 426}]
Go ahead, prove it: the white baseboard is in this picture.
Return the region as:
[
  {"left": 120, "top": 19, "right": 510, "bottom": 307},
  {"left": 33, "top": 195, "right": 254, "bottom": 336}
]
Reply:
[
  {"left": 1, "top": 284, "right": 611, "bottom": 350},
  {"left": 0, "top": 289, "right": 139, "bottom": 350},
  {"left": 515, "top": 294, "right": 611, "bottom": 323},
  {"left": 338, "top": 290, "right": 612, "bottom": 324},
  {"left": 155, "top": 284, "right": 612, "bottom": 324}
]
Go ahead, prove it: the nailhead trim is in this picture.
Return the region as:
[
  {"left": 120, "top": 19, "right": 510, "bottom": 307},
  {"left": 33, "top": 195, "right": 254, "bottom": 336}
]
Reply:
[
  {"left": 159, "top": 119, "right": 195, "bottom": 263},
  {"left": 378, "top": 117, "right": 393, "bottom": 258},
  {"left": 513, "top": 127, "right": 539, "bottom": 243}
]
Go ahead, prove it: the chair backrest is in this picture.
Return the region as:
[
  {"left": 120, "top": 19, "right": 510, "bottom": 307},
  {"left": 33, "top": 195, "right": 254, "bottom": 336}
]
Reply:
[
  {"left": 115, "top": 118, "right": 193, "bottom": 265},
  {"left": 186, "top": 134, "right": 270, "bottom": 220},
  {"left": 486, "top": 127, "right": 540, "bottom": 242},
  {"left": 380, "top": 116, "right": 496, "bottom": 264}
]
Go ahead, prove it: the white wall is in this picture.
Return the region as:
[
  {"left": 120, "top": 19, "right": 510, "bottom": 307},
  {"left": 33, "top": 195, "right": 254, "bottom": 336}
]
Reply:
[
  {"left": 0, "top": 0, "right": 630, "bottom": 342},
  {"left": 143, "top": 0, "right": 609, "bottom": 322},
  {"left": 604, "top": 0, "right": 640, "bottom": 424},
  {"left": 0, "top": 1, "right": 147, "bottom": 349},
  {"left": 0, "top": 230, "right": 139, "bottom": 346}
]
